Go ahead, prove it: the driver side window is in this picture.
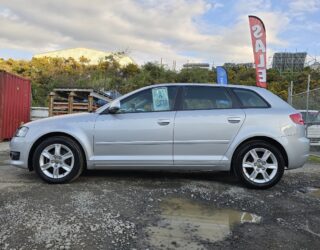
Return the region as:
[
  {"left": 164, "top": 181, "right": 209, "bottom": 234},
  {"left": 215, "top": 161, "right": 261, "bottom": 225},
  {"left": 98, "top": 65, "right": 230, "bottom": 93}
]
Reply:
[{"left": 119, "top": 86, "right": 177, "bottom": 113}]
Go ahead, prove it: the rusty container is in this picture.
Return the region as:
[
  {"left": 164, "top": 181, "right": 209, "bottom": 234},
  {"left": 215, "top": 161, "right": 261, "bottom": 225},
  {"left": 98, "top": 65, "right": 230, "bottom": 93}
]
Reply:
[{"left": 0, "top": 71, "right": 31, "bottom": 141}]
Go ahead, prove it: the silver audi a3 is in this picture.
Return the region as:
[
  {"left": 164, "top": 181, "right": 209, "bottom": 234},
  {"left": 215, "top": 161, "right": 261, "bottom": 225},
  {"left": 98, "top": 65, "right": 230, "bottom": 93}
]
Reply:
[{"left": 10, "top": 83, "right": 309, "bottom": 189}]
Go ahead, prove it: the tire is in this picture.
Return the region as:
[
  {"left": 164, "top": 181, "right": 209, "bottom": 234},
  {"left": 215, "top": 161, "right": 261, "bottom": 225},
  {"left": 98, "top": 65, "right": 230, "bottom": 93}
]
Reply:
[
  {"left": 33, "top": 136, "right": 84, "bottom": 184},
  {"left": 233, "top": 140, "right": 285, "bottom": 189}
]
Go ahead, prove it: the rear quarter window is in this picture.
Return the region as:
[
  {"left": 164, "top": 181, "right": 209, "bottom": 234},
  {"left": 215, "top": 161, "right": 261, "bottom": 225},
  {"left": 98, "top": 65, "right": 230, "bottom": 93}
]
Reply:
[{"left": 232, "top": 88, "right": 269, "bottom": 108}]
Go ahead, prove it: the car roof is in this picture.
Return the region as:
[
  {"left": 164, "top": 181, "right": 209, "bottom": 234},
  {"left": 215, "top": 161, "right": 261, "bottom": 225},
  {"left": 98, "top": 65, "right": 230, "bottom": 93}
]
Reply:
[
  {"left": 146, "top": 83, "right": 260, "bottom": 90},
  {"left": 139, "top": 83, "right": 272, "bottom": 98},
  {"left": 117, "top": 83, "right": 265, "bottom": 101}
]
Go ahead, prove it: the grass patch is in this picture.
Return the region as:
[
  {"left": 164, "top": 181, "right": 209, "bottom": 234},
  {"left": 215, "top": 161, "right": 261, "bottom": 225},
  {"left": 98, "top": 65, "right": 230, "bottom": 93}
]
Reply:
[{"left": 309, "top": 155, "right": 320, "bottom": 164}]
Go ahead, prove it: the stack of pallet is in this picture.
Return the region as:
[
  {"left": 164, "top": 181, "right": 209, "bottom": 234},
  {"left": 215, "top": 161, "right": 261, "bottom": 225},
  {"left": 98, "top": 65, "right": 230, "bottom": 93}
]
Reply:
[{"left": 48, "top": 88, "right": 113, "bottom": 116}]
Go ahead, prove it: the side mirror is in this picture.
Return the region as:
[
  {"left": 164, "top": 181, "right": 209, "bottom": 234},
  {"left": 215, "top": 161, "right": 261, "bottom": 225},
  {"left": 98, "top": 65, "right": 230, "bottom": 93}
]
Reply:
[{"left": 108, "top": 101, "right": 120, "bottom": 114}]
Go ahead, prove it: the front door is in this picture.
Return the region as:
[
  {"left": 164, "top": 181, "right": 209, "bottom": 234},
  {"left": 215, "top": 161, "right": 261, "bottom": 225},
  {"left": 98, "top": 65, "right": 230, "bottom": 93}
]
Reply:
[
  {"left": 174, "top": 86, "right": 245, "bottom": 167},
  {"left": 93, "top": 86, "right": 178, "bottom": 168}
]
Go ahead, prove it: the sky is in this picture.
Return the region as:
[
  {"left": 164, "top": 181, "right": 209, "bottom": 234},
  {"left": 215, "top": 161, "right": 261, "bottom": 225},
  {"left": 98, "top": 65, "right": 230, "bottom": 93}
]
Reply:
[{"left": 0, "top": 0, "right": 319, "bottom": 68}]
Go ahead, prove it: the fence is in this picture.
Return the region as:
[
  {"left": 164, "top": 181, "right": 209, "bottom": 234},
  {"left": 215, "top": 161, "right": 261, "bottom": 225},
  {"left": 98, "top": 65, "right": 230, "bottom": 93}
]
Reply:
[
  {"left": 290, "top": 88, "right": 320, "bottom": 115},
  {"left": 289, "top": 85, "right": 320, "bottom": 147}
]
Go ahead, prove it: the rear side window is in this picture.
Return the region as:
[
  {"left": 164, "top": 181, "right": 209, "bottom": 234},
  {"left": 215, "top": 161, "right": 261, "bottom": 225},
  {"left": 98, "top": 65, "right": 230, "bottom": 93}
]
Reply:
[
  {"left": 182, "top": 86, "right": 233, "bottom": 110},
  {"left": 233, "top": 88, "right": 269, "bottom": 108}
]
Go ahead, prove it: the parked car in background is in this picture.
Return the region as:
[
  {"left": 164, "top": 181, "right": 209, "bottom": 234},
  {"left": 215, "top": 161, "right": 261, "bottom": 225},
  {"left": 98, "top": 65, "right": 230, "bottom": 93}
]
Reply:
[
  {"left": 10, "top": 83, "right": 309, "bottom": 189},
  {"left": 299, "top": 110, "right": 319, "bottom": 123},
  {"left": 299, "top": 110, "right": 320, "bottom": 146},
  {"left": 307, "top": 112, "right": 320, "bottom": 146}
]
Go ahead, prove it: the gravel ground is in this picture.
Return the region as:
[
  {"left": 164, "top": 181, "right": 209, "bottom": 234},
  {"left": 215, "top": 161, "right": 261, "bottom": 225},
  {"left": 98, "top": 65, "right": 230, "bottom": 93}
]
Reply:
[{"left": 1, "top": 146, "right": 320, "bottom": 250}]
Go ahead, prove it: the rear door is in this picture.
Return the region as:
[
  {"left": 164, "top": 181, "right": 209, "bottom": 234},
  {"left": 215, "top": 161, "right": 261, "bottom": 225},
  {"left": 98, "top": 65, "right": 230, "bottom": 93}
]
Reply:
[{"left": 173, "top": 86, "right": 245, "bottom": 167}]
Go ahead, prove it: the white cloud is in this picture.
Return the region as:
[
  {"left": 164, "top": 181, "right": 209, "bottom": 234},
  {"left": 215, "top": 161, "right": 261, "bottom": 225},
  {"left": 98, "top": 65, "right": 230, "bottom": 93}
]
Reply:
[
  {"left": 289, "top": 0, "right": 320, "bottom": 16},
  {"left": 235, "top": 0, "right": 272, "bottom": 13},
  {"left": 0, "top": 0, "right": 291, "bottom": 66},
  {"left": 0, "top": 7, "right": 19, "bottom": 20}
]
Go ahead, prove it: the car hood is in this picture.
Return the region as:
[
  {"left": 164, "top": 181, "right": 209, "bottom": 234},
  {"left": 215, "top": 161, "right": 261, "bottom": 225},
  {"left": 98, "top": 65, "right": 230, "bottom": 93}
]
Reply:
[{"left": 24, "top": 112, "right": 98, "bottom": 128}]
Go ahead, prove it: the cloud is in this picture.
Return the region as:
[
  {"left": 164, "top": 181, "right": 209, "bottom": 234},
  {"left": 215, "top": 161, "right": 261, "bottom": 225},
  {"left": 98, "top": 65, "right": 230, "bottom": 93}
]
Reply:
[
  {"left": 235, "top": 0, "right": 272, "bottom": 13},
  {"left": 0, "top": 0, "right": 291, "bottom": 66},
  {"left": 0, "top": 7, "right": 19, "bottom": 20},
  {"left": 289, "top": 0, "right": 320, "bottom": 16}
]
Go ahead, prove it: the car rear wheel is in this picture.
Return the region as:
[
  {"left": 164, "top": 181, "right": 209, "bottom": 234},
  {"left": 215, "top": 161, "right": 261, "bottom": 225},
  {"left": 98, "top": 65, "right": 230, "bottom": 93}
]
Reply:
[
  {"left": 233, "top": 140, "right": 285, "bottom": 189},
  {"left": 33, "top": 136, "right": 84, "bottom": 184}
]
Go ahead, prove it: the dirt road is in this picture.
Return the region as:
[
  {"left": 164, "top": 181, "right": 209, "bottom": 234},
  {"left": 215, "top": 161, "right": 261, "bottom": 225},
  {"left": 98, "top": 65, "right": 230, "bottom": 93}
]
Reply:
[{"left": 1, "top": 148, "right": 320, "bottom": 250}]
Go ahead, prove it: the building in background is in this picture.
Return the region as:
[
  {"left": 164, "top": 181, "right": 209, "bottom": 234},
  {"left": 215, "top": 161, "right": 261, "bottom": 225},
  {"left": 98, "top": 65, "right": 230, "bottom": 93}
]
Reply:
[
  {"left": 34, "top": 48, "right": 135, "bottom": 67},
  {"left": 310, "top": 62, "right": 320, "bottom": 70},
  {"left": 223, "top": 63, "right": 254, "bottom": 69},
  {"left": 272, "top": 52, "right": 307, "bottom": 73},
  {"left": 182, "top": 63, "right": 210, "bottom": 70}
]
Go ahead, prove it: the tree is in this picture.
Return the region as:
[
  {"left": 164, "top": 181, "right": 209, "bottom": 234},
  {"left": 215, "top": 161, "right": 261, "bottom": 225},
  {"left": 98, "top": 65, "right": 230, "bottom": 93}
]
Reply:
[{"left": 0, "top": 56, "right": 319, "bottom": 106}]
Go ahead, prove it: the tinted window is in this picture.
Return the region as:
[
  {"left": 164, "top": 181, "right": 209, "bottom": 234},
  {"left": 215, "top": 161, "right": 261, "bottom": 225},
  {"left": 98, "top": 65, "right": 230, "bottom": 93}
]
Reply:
[
  {"left": 310, "top": 112, "right": 320, "bottom": 122},
  {"left": 182, "top": 86, "right": 233, "bottom": 110},
  {"left": 233, "top": 89, "right": 269, "bottom": 108},
  {"left": 300, "top": 111, "right": 318, "bottom": 123},
  {"left": 119, "top": 86, "right": 178, "bottom": 113},
  {"left": 315, "top": 113, "right": 320, "bottom": 122}
]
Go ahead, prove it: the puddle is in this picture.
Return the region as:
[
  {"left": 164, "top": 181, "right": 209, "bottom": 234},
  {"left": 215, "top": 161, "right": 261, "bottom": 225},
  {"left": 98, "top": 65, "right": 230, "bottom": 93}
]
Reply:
[{"left": 146, "top": 198, "right": 261, "bottom": 249}]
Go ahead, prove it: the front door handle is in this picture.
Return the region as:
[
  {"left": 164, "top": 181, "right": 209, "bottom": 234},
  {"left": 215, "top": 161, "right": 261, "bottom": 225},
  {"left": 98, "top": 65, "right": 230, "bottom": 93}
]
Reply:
[
  {"left": 157, "top": 119, "right": 170, "bottom": 126},
  {"left": 227, "top": 117, "right": 241, "bottom": 123}
]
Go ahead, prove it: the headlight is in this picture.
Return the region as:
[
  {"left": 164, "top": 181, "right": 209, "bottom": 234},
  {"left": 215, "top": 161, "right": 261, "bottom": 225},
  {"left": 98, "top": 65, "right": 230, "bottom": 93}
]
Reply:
[{"left": 15, "top": 126, "right": 29, "bottom": 137}]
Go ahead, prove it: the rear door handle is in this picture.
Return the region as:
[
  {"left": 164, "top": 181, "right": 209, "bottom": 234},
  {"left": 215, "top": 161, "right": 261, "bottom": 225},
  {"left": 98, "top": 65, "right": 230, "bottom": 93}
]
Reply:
[
  {"left": 157, "top": 119, "right": 170, "bottom": 126},
  {"left": 227, "top": 117, "right": 241, "bottom": 123}
]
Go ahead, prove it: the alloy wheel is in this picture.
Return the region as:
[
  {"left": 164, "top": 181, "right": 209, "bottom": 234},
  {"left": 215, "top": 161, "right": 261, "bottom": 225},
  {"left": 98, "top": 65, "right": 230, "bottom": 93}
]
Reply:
[
  {"left": 39, "top": 143, "right": 75, "bottom": 179},
  {"left": 242, "top": 147, "right": 278, "bottom": 184}
]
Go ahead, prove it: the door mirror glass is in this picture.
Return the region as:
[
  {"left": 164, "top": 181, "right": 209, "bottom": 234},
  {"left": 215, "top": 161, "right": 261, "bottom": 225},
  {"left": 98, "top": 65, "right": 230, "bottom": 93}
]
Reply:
[{"left": 108, "top": 100, "right": 120, "bottom": 114}]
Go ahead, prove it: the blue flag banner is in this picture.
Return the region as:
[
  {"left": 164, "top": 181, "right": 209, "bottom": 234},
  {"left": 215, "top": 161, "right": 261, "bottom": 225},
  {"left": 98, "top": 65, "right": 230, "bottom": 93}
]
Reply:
[{"left": 216, "top": 66, "right": 228, "bottom": 85}]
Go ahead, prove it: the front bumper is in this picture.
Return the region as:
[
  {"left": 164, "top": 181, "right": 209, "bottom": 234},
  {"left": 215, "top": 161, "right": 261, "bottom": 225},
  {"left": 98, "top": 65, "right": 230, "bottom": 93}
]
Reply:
[{"left": 9, "top": 137, "right": 30, "bottom": 169}]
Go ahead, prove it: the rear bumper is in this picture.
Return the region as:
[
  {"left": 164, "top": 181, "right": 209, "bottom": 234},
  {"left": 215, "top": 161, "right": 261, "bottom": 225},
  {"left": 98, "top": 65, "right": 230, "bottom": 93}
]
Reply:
[{"left": 281, "top": 136, "right": 310, "bottom": 169}]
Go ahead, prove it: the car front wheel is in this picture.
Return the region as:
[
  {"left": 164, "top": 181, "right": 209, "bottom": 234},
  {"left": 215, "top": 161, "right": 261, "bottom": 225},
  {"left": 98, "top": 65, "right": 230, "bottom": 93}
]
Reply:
[
  {"left": 33, "top": 136, "right": 84, "bottom": 184},
  {"left": 233, "top": 140, "right": 285, "bottom": 189}
]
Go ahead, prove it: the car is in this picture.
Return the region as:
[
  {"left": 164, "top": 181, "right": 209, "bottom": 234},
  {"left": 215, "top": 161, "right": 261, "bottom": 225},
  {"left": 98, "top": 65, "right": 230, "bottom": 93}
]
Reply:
[
  {"left": 10, "top": 83, "right": 310, "bottom": 189},
  {"left": 298, "top": 110, "right": 320, "bottom": 146},
  {"left": 298, "top": 110, "right": 318, "bottom": 123},
  {"left": 305, "top": 111, "right": 320, "bottom": 146}
]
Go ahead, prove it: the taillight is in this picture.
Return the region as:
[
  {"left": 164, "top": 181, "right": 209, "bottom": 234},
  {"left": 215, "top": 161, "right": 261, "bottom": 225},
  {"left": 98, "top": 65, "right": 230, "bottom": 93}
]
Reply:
[{"left": 290, "top": 113, "right": 304, "bottom": 125}]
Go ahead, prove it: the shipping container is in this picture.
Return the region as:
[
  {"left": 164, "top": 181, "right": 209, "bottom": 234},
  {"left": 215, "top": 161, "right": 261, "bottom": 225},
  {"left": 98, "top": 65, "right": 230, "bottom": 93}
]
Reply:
[{"left": 0, "top": 71, "right": 31, "bottom": 141}]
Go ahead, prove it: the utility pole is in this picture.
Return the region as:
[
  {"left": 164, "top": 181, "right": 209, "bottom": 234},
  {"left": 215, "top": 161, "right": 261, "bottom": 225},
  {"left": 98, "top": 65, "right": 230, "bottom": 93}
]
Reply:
[
  {"left": 172, "top": 60, "right": 176, "bottom": 71},
  {"left": 306, "top": 74, "right": 311, "bottom": 123},
  {"left": 288, "top": 80, "right": 293, "bottom": 105}
]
